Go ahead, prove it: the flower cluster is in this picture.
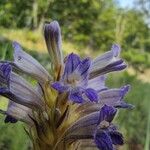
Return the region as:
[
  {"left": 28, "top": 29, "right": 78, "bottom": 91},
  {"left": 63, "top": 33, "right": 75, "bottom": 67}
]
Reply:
[{"left": 0, "top": 21, "right": 133, "bottom": 150}]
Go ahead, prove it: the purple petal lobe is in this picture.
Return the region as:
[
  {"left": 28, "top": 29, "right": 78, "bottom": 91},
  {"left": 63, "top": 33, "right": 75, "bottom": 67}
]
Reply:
[
  {"left": 4, "top": 115, "right": 18, "bottom": 123},
  {"left": 74, "top": 58, "right": 91, "bottom": 87},
  {"left": 111, "top": 44, "right": 121, "bottom": 57},
  {"left": 51, "top": 82, "right": 68, "bottom": 92},
  {"left": 77, "top": 58, "right": 91, "bottom": 76},
  {"left": 0, "top": 63, "right": 11, "bottom": 78},
  {"left": 98, "top": 105, "right": 117, "bottom": 124},
  {"left": 69, "top": 89, "right": 84, "bottom": 103},
  {"left": 95, "top": 131, "right": 113, "bottom": 150},
  {"left": 0, "top": 87, "right": 9, "bottom": 94},
  {"left": 109, "top": 131, "right": 124, "bottom": 145},
  {"left": 63, "top": 53, "right": 81, "bottom": 79},
  {"left": 120, "top": 85, "right": 130, "bottom": 98},
  {"left": 0, "top": 63, "right": 12, "bottom": 84},
  {"left": 85, "top": 88, "right": 98, "bottom": 102},
  {"left": 115, "top": 101, "right": 134, "bottom": 109}
]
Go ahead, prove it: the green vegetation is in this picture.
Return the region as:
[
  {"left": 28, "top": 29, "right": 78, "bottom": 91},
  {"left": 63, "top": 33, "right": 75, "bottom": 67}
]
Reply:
[
  {"left": 0, "top": 116, "right": 29, "bottom": 150},
  {"left": 0, "top": 0, "right": 150, "bottom": 150}
]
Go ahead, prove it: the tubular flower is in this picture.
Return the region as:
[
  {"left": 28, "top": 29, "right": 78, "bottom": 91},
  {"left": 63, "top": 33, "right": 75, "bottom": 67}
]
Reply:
[{"left": 0, "top": 21, "right": 133, "bottom": 150}]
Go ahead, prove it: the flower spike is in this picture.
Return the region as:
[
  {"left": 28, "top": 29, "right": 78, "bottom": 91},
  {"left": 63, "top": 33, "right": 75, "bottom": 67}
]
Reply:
[{"left": 0, "top": 21, "right": 133, "bottom": 150}]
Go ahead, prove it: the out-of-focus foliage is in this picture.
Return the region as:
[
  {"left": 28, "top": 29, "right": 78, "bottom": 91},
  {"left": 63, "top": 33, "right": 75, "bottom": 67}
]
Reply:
[
  {"left": 136, "top": 0, "right": 150, "bottom": 21},
  {"left": 0, "top": 0, "right": 149, "bottom": 69},
  {"left": 120, "top": 10, "right": 150, "bottom": 52},
  {"left": 49, "top": 0, "right": 117, "bottom": 49},
  {"left": 0, "top": 114, "right": 29, "bottom": 150},
  {"left": 0, "top": 0, "right": 33, "bottom": 28}
]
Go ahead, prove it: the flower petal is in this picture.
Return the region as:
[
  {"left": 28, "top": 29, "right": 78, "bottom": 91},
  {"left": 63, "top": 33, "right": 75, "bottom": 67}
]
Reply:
[
  {"left": 120, "top": 85, "right": 130, "bottom": 98},
  {"left": 75, "top": 58, "right": 91, "bottom": 87},
  {"left": 91, "top": 50, "right": 114, "bottom": 71},
  {"left": 102, "top": 61, "right": 127, "bottom": 74},
  {"left": 63, "top": 53, "right": 81, "bottom": 80},
  {"left": 89, "top": 44, "right": 124, "bottom": 79},
  {"left": 62, "top": 112, "right": 99, "bottom": 144},
  {"left": 69, "top": 88, "right": 84, "bottom": 103},
  {"left": 10, "top": 73, "right": 43, "bottom": 108},
  {"left": 44, "top": 21, "right": 63, "bottom": 70},
  {"left": 51, "top": 82, "right": 68, "bottom": 92},
  {"left": 74, "top": 102, "right": 103, "bottom": 117},
  {"left": 88, "top": 75, "right": 107, "bottom": 92},
  {"left": 76, "top": 58, "right": 91, "bottom": 76},
  {"left": 5, "top": 100, "right": 32, "bottom": 124},
  {"left": 115, "top": 101, "right": 134, "bottom": 109},
  {"left": 109, "top": 131, "right": 124, "bottom": 145},
  {"left": 0, "top": 73, "right": 43, "bottom": 110},
  {"left": 111, "top": 44, "right": 121, "bottom": 57},
  {"left": 90, "top": 43, "right": 121, "bottom": 72},
  {"left": 65, "top": 111, "right": 100, "bottom": 136},
  {"left": 85, "top": 88, "right": 98, "bottom": 102},
  {"left": 94, "top": 130, "right": 113, "bottom": 150},
  {"left": 98, "top": 105, "right": 117, "bottom": 124},
  {"left": 13, "top": 41, "right": 51, "bottom": 83},
  {"left": 99, "top": 85, "right": 131, "bottom": 108},
  {"left": 90, "top": 59, "right": 126, "bottom": 79},
  {"left": 0, "top": 63, "right": 11, "bottom": 86}
]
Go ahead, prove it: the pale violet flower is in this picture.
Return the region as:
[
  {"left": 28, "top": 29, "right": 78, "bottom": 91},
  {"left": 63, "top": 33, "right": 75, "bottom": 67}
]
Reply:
[
  {"left": 52, "top": 53, "right": 99, "bottom": 103},
  {"left": 0, "top": 20, "right": 133, "bottom": 150}
]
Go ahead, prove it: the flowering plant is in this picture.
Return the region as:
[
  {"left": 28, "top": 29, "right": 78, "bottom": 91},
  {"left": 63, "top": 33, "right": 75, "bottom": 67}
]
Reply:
[{"left": 0, "top": 21, "right": 133, "bottom": 150}]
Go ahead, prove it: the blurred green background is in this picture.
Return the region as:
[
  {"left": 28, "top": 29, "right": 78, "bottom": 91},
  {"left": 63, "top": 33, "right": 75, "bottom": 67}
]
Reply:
[{"left": 0, "top": 0, "right": 150, "bottom": 150}]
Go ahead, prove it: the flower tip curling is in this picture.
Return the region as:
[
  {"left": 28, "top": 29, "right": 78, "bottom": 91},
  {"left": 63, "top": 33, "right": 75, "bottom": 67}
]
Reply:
[
  {"left": 120, "top": 85, "right": 131, "bottom": 98},
  {"left": 111, "top": 44, "right": 121, "bottom": 57},
  {"left": 12, "top": 41, "right": 22, "bottom": 52}
]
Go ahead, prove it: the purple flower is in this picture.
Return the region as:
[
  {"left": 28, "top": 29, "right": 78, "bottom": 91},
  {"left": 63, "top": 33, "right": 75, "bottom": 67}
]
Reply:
[
  {"left": 94, "top": 130, "right": 124, "bottom": 150},
  {"left": 52, "top": 53, "right": 99, "bottom": 103},
  {"left": 89, "top": 44, "right": 127, "bottom": 79},
  {"left": 95, "top": 131, "right": 113, "bottom": 150},
  {"left": 0, "top": 63, "right": 43, "bottom": 110},
  {"left": 94, "top": 105, "right": 123, "bottom": 150},
  {"left": 64, "top": 105, "right": 123, "bottom": 150},
  {"left": 98, "top": 104, "right": 117, "bottom": 124},
  {"left": 99, "top": 85, "right": 134, "bottom": 109}
]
